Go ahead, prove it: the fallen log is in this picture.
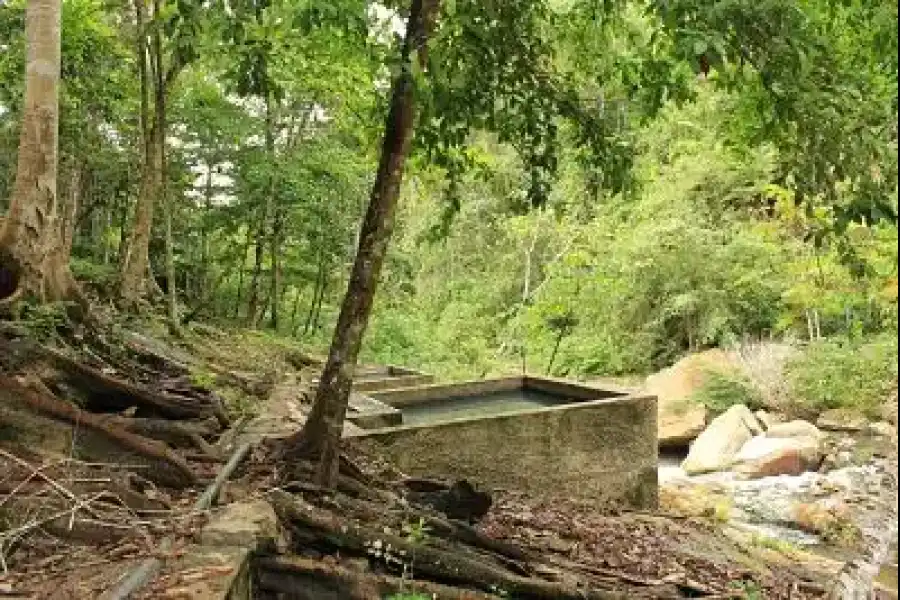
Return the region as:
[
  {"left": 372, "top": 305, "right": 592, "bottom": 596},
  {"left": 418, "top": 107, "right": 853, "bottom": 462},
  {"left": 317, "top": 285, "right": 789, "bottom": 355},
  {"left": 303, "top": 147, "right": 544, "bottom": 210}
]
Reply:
[
  {"left": 269, "top": 490, "right": 624, "bottom": 600},
  {"left": 40, "top": 345, "right": 224, "bottom": 422},
  {"left": 99, "top": 415, "right": 221, "bottom": 457},
  {"left": 283, "top": 480, "right": 532, "bottom": 565},
  {"left": 255, "top": 554, "right": 504, "bottom": 600},
  {"left": 1, "top": 375, "right": 196, "bottom": 488}
]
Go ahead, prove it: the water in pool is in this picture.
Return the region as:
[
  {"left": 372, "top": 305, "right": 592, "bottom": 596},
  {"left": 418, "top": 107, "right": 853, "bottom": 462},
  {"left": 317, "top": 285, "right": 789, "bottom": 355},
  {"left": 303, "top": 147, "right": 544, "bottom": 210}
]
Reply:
[{"left": 399, "top": 388, "right": 573, "bottom": 426}]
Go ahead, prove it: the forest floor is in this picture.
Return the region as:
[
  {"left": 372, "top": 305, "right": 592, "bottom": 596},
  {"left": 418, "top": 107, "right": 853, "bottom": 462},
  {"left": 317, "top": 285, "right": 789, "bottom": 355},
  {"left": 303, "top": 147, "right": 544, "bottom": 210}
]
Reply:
[{"left": 0, "top": 318, "right": 870, "bottom": 599}]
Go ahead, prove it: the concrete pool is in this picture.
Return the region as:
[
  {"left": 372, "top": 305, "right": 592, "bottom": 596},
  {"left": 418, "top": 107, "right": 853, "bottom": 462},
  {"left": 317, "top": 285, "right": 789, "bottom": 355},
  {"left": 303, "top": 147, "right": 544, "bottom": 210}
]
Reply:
[{"left": 345, "top": 376, "right": 659, "bottom": 509}]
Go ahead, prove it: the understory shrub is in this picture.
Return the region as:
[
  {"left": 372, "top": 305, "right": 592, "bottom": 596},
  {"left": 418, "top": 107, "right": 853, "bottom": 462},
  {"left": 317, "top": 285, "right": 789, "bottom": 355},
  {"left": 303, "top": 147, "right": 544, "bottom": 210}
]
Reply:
[
  {"left": 691, "top": 369, "right": 765, "bottom": 415},
  {"left": 786, "top": 334, "right": 898, "bottom": 416}
]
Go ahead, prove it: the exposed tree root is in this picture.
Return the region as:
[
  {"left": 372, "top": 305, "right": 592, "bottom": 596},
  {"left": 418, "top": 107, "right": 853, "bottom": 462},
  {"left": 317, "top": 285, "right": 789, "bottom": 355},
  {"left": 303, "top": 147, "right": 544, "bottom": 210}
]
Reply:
[
  {"left": 281, "top": 480, "right": 530, "bottom": 564},
  {"left": 99, "top": 415, "right": 220, "bottom": 457},
  {"left": 40, "top": 344, "right": 225, "bottom": 422},
  {"left": 1, "top": 375, "right": 196, "bottom": 488},
  {"left": 255, "top": 555, "right": 505, "bottom": 600},
  {"left": 269, "top": 490, "right": 625, "bottom": 600}
]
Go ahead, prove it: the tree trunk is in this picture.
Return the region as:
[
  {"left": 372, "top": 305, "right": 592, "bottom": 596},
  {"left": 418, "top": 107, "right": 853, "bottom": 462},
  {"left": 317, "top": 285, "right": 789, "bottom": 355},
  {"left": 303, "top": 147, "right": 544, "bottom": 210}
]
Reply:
[
  {"left": 284, "top": 0, "right": 441, "bottom": 488},
  {"left": 269, "top": 204, "right": 283, "bottom": 331},
  {"left": 302, "top": 251, "right": 326, "bottom": 336},
  {"left": 234, "top": 226, "right": 254, "bottom": 320},
  {"left": 200, "top": 163, "right": 213, "bottom": 301},
  {"left": 246, "top": 90, "right": 277, "bottom": 328},
  {"left": 153, "top": 0, "right": 177, "bottom": 326},
  {"left": 59, "top": 159, "right": 81, "bottom": 259},
  {"left": 267, "top": 96, "right": 283, "bottom": 332},
  {"left": 289, "top": 284, "right": 305, "bottom": 334},
  {"left": 0, "top": 0, "right": 85, "bottom": 314},
  {"left": 119, "top": 0, "right": 157, "bottom": 308}
]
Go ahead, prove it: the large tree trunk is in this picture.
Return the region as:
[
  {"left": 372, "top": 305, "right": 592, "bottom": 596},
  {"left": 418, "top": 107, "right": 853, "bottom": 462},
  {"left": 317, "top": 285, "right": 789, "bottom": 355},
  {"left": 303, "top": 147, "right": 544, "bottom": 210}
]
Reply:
[
  {"left": 0, "top": 0, "right": 85, "bottom": 314},
  {"left": 284, "top": 0, "right": 441, "bottom": 488}
]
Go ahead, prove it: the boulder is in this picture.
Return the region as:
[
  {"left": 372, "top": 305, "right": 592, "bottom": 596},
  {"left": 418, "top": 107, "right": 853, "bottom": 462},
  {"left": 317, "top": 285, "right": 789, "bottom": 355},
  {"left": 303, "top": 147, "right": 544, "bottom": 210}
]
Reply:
[
  {"left": 869, "top": 421, "right": 897, "bottom": 440},
  {"left": 200, "top": 500, "right": 282, "bottom": 551},
  {"left": 659, "top": 404, "right": 708, "bottom": 448},
  {"left": 681, "top": 404, "right": 762, "bottom": 475},
  {"left": 645, "top": 351, "right": 734, "bottom": 447},
  {"left": 754, "top": 410, "right": 784, "bottom": 431},
  {"left": 879, "top": 400, "right": 898, "bottom": 426},
  {"left": 735, "top": 445, "right": 807, "bottom": 478},
  {"left": 817, "top": 408, "right": 869, "bottom": 432},
  {"left": 766, "top": 420, "right": 826, "bottom": 442},
  {"left": 733, "top": 434, "right": 824, "bottom": 479}
]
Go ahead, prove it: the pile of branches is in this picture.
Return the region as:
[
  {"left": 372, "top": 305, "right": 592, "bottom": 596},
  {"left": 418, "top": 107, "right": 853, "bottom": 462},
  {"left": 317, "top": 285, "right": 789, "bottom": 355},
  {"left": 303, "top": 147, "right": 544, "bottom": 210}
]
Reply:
[
  {"left": 0, "top": 322, "right": 235, "bottom": 489},
  {"left": 246, "top": 448, "right": 820, "bottom": 600},
  {"left": 0, "top": 448, "right": 203, "bottom": 586}
]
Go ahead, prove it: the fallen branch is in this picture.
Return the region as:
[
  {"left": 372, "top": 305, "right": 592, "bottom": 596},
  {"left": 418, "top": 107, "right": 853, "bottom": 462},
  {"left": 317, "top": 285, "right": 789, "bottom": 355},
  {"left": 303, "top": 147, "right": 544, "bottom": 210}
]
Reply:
[
  {"left": 1, "top": 376, "right": 196, "bottom": 488},
  {"left": 41, "top": 345, "right": 223, "bottom": 422},
  {"left": 269, "top": 490, "right": 624, "bottom": 600},
  {"left": 99, "top": 415, "right": 220, "bottom": 456},
  {"left": 255, "top": 554, "right": 505, "bottom": 600}
]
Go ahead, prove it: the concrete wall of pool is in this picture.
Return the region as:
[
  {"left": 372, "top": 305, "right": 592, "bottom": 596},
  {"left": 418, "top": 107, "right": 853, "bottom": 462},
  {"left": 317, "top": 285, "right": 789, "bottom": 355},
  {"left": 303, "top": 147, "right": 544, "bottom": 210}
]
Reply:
[{"left": 345, "top": 376, "right": 659, "bottom": 510}]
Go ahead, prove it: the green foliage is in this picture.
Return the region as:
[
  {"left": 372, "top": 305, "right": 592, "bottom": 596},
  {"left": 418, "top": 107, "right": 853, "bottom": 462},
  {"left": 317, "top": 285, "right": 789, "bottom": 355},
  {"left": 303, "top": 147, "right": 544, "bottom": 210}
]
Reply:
[
  {"left": 384, "top": 594, "right": 430, "bottom": 600},
  {"left": 786, "top": 334, "right": 898, "bottom": 416},
  {"left": 1, "top": 0, "right": 895, "bottom": 399},
  {"left": 691, "top": 370, "right": 764, "bottom": 415},
  {"left": 729, "top": 579, "right": 764, "bottom": 600},
  {"left": 188, "top": 368, "right": 217, "bottom": 389},
  {"left": 17, "top": 302, "right": 71, "bottom": 342},
  {"left": 652, "top": 0, "right": 899, "bottom": 230},
  {"left": 402, "top": 517, "right": 431, "bottom": 545}
]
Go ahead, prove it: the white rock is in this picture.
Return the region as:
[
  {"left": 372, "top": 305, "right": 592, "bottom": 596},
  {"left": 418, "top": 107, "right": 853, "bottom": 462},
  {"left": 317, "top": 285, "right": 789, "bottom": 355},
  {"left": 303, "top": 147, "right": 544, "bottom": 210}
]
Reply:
[
  {"left": 733, "top": 434, "right": 823, "bottom": 478},
  {"left": 766, "top": 420, "right": 826, "bottom": 442},
  {"left": 681, "top": 405, "right": 762, "bottom": 475}
]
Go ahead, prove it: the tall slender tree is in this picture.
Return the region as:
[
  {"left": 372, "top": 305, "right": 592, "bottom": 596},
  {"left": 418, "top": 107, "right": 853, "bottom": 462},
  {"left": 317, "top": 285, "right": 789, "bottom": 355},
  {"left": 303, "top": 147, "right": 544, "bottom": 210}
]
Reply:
[
  {"left": 0, "top": 0, "right": 85, "bottom": 313},
  {"left": 285, "top": 0, "right": 441, "bottom": 487}
]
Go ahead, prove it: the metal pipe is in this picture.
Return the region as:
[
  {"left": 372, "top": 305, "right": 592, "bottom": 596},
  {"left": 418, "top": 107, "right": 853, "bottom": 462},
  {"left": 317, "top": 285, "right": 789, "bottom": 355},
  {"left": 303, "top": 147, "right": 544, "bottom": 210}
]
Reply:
[{"left": 101, "top": 441, "right": 253, "bottom": 600}]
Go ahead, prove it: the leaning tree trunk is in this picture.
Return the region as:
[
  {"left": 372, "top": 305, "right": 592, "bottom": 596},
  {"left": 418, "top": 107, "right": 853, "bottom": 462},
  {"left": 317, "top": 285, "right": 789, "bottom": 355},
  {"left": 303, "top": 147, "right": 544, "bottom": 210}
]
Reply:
[
  {"left": 284, "top": 0, "right": 441, "bottom": 488},
  {"left": 0, "top": 0, "right": 85, "bottom": 313}
]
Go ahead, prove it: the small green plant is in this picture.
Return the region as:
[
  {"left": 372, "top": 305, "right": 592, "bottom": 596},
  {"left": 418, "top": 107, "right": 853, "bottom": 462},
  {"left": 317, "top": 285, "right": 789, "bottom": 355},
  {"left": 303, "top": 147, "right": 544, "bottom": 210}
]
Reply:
[
  {"left": 692, "top": 369, "right": 763, "bottom": 414},
  {"left": 710, "top": 499, "right": 732, "bottom": 523},
  {"left": 188, "top": 368, "right": 217, "bottom": 389},
  {"left": 749, "top": 534, "right": 800, "bottom": 555},
  {"left": 402, "top": 517, "right": 431, "bottom": 545},
  {"left": 820, "top": 517, "right": 863, "bottom": 549},
  {"left": 375, "top": 518, "right": 434, "bottom": 600},
  {"left": 729, "top": 579, "right": 764, "bottom": 599},
  {"left": 18, "top": 301, "right": 70, "bottom": 341}
]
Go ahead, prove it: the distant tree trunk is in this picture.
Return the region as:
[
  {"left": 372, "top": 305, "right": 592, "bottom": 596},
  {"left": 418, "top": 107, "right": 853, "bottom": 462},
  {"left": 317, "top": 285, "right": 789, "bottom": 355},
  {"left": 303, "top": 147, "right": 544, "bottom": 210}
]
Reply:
[
  {"left": 245, "top": 207, "right": 266, "bottom": 326},
  {"left": 284, "top": 0, "right": 441, "bottom": 488},
  {"left": 302, "top": 251, "right": 327, "bottom": 336},
  {"left": 234, "top": 227, "right": 254, "bottom": 320},
  {"left": 246, "top": 90, "right": 277, "bottom": 328},
  {"left": 119, "top": 0, "right": 158, "bottom": 308},
  {"left": 60, "top": 160, "right": 81, "bottom": 259},
  {"left": 152, "top": 0, "right": 177, "bottom": 326},
  {"left": 269, "top": 203, "right": 283, "bottom": 331},
  {"left": 289, "top": 285, "right": 305, "bottom": 334},
  {"left": 0, "top": 0, "right": 86, "bottom": 314},
  {"left": 199, "top": 164, "right": 213, "bottom": 301}
]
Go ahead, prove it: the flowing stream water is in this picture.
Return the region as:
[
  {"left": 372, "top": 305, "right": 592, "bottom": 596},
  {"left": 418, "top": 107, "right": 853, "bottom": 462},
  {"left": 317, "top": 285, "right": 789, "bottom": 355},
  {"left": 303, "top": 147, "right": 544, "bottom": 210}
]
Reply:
[{"left": 658, "top": 450, "right": 899, "bottom": 596}]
